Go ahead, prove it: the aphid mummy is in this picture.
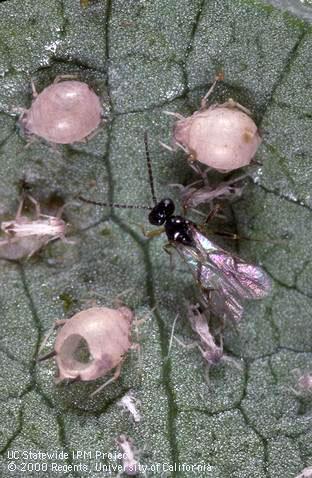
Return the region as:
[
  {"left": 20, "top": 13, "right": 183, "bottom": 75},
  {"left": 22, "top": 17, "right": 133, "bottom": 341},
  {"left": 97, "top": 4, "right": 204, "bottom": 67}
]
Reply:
[
  {"left": 116, "top": 435, "right": 141, "bottom": 476},
  {"left": 118, "top": 391, "right": 142, "bottom": 423},
  {"left": 166, "top": 74, "right": 261, "bottom": 172},
  {"left": 294, "top": 467, "right": 312, "bottom": 478},
  {"left": 79, "top": 134, "right": 271, "bottom": 324},
  {"left": 38, "top": 306, "right": 134, "bottom": 396},
  {"left": 18, "top": 77, "right": 103, "bottom": 144},
  {"left": 0, "top": 196, "right": 68, "bottom": 260}
]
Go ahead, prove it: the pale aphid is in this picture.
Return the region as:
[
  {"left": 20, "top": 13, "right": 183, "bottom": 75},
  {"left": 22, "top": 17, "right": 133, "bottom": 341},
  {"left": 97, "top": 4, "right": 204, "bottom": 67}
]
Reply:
[
  {"left": 116, "top": 435, "right": 141, "bottom": 477},
  {"left": 38, "top": 306, "right": 136, "bottom": 397},
  {"left": 0, "top": 196, "right": 68, "bottom": 260},
  {"left": 118, "top": 391, "right": 142, "bottom": 423},
  {"left": 163, "top": 73, "right": 261, "bottom": 172},
  {"left": 18, "top": 76, "right": 103, "bottom": 144}
]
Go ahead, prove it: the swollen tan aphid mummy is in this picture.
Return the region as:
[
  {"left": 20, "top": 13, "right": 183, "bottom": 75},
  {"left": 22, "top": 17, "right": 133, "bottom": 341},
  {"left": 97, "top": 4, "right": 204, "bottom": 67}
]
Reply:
[
  {"left": 118, "top": 391, "right": 142, "bottom": 423},
  {"left": 116, "top": 435, "right": 141, "bottom": 476},
  {"left": 164, "top": 73, "right": 261, "bottom": 172},
  {"left": 18, "top": 76, "right": 103, "bottom": 144},
  {"left": 38, "top": 306, "right": 135, "bottom": 397},
  {"left": 0, "top": 196, "right": 68, "bottom": 260}
]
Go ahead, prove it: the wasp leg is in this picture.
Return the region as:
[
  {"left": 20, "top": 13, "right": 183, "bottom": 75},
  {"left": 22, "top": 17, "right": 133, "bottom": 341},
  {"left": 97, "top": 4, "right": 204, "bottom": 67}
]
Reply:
[
  {"left": 135, "top": 223, "right": 165, "bottom": 239},
  {"left": 163, "top": 242, "right": 176, "bottom": 270}
]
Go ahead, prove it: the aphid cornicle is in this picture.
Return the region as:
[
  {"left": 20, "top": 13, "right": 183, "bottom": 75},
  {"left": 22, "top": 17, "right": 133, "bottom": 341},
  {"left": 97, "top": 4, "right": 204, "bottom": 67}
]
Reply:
[
  {"left": 79, "top": 134, "right": 271, "bottom": 323},
  {"left": 38, "top": 306, "right": 134, "bottom": 396},
  {"left": 164, "top": 74, "right": 262, "bottom": 172},
  {"left": 18, "top": 77, "right": 103, "bottom": 144}
]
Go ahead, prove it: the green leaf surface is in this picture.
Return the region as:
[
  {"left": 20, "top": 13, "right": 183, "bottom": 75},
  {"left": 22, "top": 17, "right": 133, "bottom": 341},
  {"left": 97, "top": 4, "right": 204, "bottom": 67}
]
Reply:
[{"left": 0, "top": 1, "right": 311, "bottom": 477}]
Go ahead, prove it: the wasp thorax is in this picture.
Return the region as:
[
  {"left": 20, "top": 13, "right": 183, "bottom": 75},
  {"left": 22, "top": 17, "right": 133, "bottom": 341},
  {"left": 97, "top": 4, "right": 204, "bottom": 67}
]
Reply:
[
  {"left": 19, "top": 79, "right": 103, "bottom": 144},
  {"left": 53, "top": 306, "right": 133, "bottom": 383},
  {"left": 165, "top": 216, "right": 194, "bottom": 246},
  {"left": 148, "top": 198, "right": 175, "bottom": 225}
]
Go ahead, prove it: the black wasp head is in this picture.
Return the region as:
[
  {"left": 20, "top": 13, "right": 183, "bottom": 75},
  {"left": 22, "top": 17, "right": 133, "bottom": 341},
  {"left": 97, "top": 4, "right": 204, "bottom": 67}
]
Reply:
[
  {"left": 165, "top": 215, "right": 194, "bottom": 246},
  {"left": 148, "top": 198, "right": 175, "bottom": 226}
]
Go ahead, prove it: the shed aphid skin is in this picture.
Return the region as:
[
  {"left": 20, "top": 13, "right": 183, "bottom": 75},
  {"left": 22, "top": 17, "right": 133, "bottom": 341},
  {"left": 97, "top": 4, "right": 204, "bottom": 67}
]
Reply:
[
  {"left": 118, "top": 391, "right": 142, "bottom": 423},
  {"left": 291, "top": 369, "right": 312, "bottom": 396},
  {"left": 116, "top": 435, "right": 141, "bottom": 477},
  {"left": 0, "top": 195, "right": 68, "bottom": 260},
  {"left": 186, "top": 303, "right": 223, "bottom": 365},
  {"left": 163, "top": 73, "right": 261, "bottom": 173},
  {"left": 184, "top": 303, "right": 242, "bottom": 370},
  {"left": 18, "top": 76, "right": 103, "bottom": 144},
  {"left": 38, "top": 306, "right": 135, "bottom": 396},
  {"left": 294, "top": 467, "right": 312, "bottom": 478},
  {"left": 170, "top": 172, "right": 246, "bottom": 210},
  {"left": 79, "top": 133, "right": 271, "bottom": 324}
]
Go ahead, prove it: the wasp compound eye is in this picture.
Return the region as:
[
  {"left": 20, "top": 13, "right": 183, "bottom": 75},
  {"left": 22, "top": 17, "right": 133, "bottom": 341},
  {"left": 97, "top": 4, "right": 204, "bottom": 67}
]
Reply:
[{"left": 148, "top": 198, "right": 175, "bottom": 225}]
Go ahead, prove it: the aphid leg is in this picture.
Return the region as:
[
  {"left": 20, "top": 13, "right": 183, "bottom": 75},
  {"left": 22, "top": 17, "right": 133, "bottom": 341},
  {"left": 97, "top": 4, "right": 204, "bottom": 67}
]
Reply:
[
  {"left": 175, "top": 141, "right": 189, "bottom": 154},
  {"left": 26, "top": 241, "right": 49, "bottom": 260},
  {"left": 204, "top": 204, "right": 222, "bottom": 225},
  {"left": 173, "top": 335, "right": 199, "bottom": 351},
  {"left": 37, "top": 349, "right": 57, "bottom": 362},
  {"left": 200, "top": 72, "right": 224, "bottom": 110},
  {"left": 14, "top": 196, "right": 25, "bottom": 221},
  {"left": 159, "top": 140, "right": 175, "bottom": 152},
  {"left": 53, "top": 74, "right": 79, "bottom": 84},
  {"left": 163, "top": 110, "right": 186, "bottom": 120},
  {"left": 187, "top": 156, "right": 208, "bottom": 179},
  {"left": 24, "top": 135, "right": 38, "bottom": 149},
  {"left": 226, "top": 98, "right": 252, "bottom": 116},
  {"left": 112, "top": 288, "right": 135, "bottom": 309},
  {"left": 167, "top": 314, "right": 179, "bottom": 358},
  {"left": 30, "top": 79, "right": 38, "bottom": 98},
  {"left": 90, "top": 361, "right": 124, "bottom": 397},
  {"left": 26, "top": 195, "right": 41, "bottom": 219},
  {"left": 37, "top": 319, "right": 67, "bottom": 359}
]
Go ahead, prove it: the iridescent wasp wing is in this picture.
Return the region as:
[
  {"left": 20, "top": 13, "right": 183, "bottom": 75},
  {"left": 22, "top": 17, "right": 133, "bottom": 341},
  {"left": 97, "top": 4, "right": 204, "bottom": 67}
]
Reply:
[{"left": 173, "top": 224, "right": 271, "bottom": 323}]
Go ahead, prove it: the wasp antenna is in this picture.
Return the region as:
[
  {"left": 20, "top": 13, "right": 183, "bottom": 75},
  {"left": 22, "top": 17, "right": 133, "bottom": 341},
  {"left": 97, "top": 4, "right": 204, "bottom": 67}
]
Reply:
[
  {"left": 144, "top": 132, "right": 158, "bottom": 206},
  {"left": 78, "top": 195, "right": 153, "bottom": 211}
]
